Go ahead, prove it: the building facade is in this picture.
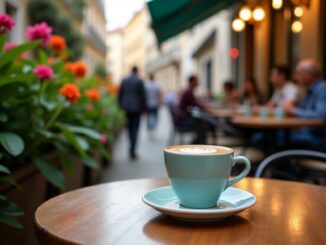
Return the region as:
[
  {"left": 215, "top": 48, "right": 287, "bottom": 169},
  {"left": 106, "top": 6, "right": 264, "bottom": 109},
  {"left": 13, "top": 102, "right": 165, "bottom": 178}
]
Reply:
[
  {"left": 107, "top": 28, "right": 124, "bottom": 83},
  {"left": 82, "top": 0, "right": 107, "bottom": 74},
  {"left": 123, "top": 7, "right": 149, "bottom": 78}
]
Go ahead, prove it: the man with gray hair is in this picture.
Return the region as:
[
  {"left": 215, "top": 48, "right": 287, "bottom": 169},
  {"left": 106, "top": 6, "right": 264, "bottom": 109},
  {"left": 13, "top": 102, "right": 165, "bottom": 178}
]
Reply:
[{"left": 282, "top": 59, "right": 326, "bottom": 149}]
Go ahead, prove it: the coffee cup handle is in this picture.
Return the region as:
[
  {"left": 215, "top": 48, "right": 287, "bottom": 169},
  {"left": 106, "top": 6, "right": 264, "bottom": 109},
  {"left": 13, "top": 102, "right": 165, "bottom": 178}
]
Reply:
[{"left": 226, "top": 156, "right": 251, "bottom": 189}]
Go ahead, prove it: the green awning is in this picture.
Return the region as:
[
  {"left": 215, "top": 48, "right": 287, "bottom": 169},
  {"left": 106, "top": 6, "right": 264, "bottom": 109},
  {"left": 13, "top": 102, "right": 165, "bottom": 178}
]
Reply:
[{"left": 147, "top": 0, "right": 237, "bottom": 44}]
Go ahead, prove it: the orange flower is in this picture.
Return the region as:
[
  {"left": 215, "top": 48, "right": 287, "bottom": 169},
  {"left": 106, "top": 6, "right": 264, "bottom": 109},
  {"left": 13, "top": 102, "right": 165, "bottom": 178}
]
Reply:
[
  {"left": 85, "top": 88, "right": 101, "bottom": 101},
  {"left": 48, "top": 57, "right": 56, "bottom": 65},
  {"left": 64, "top": 62, "right": 75, "bottom": 73},
  {"left": 74, "top": 61, "right": 87, "bottom": 78},
  {"left": 106, "top": 84, "right": 120, "bottom": 96},
  {"left": 50, "top": 35, "right": 66, "bottom": 52},
  {"left": 60, "top": 84, "right": 81, "bottom": 103}
]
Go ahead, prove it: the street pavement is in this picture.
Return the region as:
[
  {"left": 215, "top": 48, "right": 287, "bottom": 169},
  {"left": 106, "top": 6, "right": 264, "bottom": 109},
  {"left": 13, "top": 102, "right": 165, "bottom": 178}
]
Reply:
[{"left": 100, "top": 106, "right": 176, "bottom": 182}]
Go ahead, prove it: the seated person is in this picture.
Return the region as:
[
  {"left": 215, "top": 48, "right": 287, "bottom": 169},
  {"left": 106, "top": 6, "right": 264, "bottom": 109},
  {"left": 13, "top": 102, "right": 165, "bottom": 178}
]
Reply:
[
  {"left": 267, "top": 65, "right": 299, "bottom": 107},
  {"left": 241, "top": 76, "right": 263, "bottom": 106},
  {"left": 282, "top": 59, "right": 326, "bottom": 149},
  {"left": 175, "top": 75, "right": 208, "bottom": 144},
  {"left": 222, "top": 81, "right": 240, "bottom": 107}
]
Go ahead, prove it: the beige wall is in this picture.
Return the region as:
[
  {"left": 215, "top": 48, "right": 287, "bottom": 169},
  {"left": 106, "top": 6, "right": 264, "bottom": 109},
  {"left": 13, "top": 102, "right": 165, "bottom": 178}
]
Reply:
[
  {"left": 82, "top": 0, "right": 107, "bottom": 74},
  {"left": 253, "top": 0, "right": 271, "bottom": 97},
  {"left": 300, "top": 0, "right": 322, "bottom": 63},
  {"left": 107, "top": 30, "right": 124, "bottom": 83},
  {"left": 124, "top": 7, "right": 148, "bottom": 77}
]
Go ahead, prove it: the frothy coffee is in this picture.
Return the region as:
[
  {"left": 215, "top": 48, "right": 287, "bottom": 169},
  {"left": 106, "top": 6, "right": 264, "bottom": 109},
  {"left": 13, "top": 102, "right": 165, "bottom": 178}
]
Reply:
[{"left": 166, "top": 145, "right": 232, "bottom": 155}]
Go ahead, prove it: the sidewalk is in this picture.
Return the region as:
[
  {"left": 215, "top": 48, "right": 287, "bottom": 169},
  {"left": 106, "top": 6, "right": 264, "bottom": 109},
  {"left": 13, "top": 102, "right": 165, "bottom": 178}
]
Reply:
[{"left": 100, "top": 107, "right": 172, "bottom": 182}]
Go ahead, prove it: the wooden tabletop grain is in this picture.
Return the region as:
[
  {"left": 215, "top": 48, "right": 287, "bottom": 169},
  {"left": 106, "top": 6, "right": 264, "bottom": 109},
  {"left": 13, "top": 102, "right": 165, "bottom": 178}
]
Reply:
[
  {"left": 35, "top": 178, "right": 326, "bottom": 245},
  {"left": 232, "top": 116, "right": 325, "bottom": 129}
]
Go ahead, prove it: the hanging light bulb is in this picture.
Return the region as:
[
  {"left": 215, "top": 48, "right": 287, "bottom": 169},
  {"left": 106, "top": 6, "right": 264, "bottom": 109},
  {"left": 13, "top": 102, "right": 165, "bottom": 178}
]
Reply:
[
  {"left": 239, "top": 6, "right": 252, "bottom": 21},
  {"left": 253, "top": 6, "right": 265, "bottom": 22},
  {"left": 272, "top": 0, "right": 283, "bottom": 10},
  {"left": 291, "top": 20, "right": 303, "bottom": 33},
  {"left": 294, "top": 6, "right": 303, "bottom": 17},
  {"left": 232, "top": 18, "right": 245, "bottom": 32}
]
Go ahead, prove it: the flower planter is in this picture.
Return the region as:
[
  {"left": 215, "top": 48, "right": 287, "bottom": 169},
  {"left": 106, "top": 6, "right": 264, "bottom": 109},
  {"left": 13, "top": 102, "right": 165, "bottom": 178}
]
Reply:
[{"left": 0, "top": 164, "right": 47, "bottom": 245}]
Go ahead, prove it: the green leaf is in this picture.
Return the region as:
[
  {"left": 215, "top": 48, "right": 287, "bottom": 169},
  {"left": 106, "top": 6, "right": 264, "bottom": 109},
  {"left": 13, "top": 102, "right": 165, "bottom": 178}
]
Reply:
[
  {"left": 76, "top": 136, "right": 89, "bottom": 151},
  {"left": 0, "top": 200, "right": 24, "bottom": 216},
  {"left": 0, "top": 165, "right": 10, "bottom": 174},
  {"left": 38, "top": 49, "right": 48, "bottom": 64},
  {"left": 0, "top": 41, "right": 40, "bottom": 69},
  {"left": 58, "top": 123, "right": 101, "bottom": 140},
  {"left": 80, "top": 156, "right": 99, "bottom": 169},
  {"left": 0, "top": 113, "right": 8, "bottom": 123},
  {"left": 0, "top": 213, "right": 23, "bottom": 229},
  {"left": 0, "top": 177, "right": 22, "bottom": 190},
  {"left": 33, "top": 157, "right": 65, "bottom": 190},
  {"left": 0, "top": 132, "right": 25, "bottom": 156},
  {"left": 55, "top": 124, "right": 86, "bottom": 157},
  {"left": 0, "top": 34, "right": 6, "bottom": 52},
  {"left": 0, "top": 74, "right": 34, "bottom": 87},
  {"left": 53, "top": 142, "right": 75, "bottom": 176}
]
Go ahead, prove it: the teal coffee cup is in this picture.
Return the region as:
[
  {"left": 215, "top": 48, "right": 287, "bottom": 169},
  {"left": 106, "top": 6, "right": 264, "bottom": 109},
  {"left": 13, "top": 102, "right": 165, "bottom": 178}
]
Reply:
[{"left": 164, "top": 145, "right": 251, "bottom": 209}]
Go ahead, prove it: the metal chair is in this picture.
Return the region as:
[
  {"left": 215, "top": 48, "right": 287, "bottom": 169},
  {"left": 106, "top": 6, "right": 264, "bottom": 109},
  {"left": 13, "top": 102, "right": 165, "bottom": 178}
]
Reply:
[
  {"left": 167, "top": 104, "right": 195, "bottom": 145},
  {"left": 255, "top": 150, "right": 326, "bottom": 185},
  {"left": 189, "top": 106, "right": 245, "bottom": 145}
]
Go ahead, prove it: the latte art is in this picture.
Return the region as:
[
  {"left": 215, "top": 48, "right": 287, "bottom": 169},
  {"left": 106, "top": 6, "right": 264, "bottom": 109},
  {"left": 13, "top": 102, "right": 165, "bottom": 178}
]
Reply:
[
  {"left": 166, "top": 145, "right": 232, "bottom": 155},
  {"left": 179, "top": 147, "right": 217, "bottom": 154}
]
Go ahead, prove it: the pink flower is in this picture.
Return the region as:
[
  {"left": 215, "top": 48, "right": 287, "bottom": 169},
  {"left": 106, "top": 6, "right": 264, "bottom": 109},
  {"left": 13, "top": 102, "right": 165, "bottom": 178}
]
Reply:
[
  {"left": 4, "top": 41, "right": 16, "bottom": 51},
  {"left": 33, "top": 65, "right": 54, "bottom": 81},
  {"left": 26, "top": 22, "right": 52, "bottom": 46},
  {"left": 0, "top": 13, "right": 15, "bottom": 34},
  {"left": 100, "top": 135, "right": 108, "bottom": 144}
]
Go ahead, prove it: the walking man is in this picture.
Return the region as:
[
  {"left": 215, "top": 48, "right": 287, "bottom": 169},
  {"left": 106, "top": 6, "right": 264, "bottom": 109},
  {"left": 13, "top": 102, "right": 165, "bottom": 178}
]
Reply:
[
  {"left": 118, "top": 66, "right": 146, "bottom": 159},
  {"left": 145, "top": 74, "right": 161, "bottom": 138}
]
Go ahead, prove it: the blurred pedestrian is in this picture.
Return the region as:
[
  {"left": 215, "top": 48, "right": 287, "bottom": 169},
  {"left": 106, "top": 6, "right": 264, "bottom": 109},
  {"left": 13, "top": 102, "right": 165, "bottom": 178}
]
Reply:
[
  {"left": 118, "top": 66, "right": 146, "bottom": 160},
  {"left": 145, "top": 74, "right": 161, "bottom": 138},
  {"left": 267, "top": 65, "right": 299, "bottom": 107}
]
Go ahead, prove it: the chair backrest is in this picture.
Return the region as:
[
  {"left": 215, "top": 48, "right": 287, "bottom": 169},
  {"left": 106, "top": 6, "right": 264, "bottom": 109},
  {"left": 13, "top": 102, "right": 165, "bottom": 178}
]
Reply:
[
  {"left": 255, "top": 150, "right": 326, "bottom": 178},
  {"left": 188, "top": 106, "right": 240, "bottom": 136}
]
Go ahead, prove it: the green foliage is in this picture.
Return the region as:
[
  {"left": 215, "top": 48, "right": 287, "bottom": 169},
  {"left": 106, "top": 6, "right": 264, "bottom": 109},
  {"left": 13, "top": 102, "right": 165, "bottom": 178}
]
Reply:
[
  {"left": 94, "top": 63, "right": 109, "bottom": 79},
  {"left": 0, "top": 32, "right": 125, "bottom": 229}
]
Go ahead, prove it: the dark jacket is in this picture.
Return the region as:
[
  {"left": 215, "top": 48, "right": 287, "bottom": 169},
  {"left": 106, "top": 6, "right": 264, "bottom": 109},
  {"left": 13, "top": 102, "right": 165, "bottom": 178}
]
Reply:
[{"left": 118, "top": 74, "right": 147, "bottom": 113}]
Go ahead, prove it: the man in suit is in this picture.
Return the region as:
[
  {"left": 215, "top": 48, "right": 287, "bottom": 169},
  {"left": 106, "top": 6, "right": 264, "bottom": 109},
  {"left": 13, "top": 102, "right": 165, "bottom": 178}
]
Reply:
[{"left": 119, "top": 66, "right": 147, "bottom": 159}]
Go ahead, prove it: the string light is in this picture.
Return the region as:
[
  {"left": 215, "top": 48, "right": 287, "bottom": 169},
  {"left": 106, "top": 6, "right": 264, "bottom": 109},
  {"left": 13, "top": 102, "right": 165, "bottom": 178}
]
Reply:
[
  {"left": 291, "top": 20, "right": 303, "bottom": 33},
  {"left": 272, "top": 0, "right": 283, "bottom": 10},
  {"left": 232, "top": 18, "right": 245, "bottom": 32},
  {"left": 294, "top": 6, "right": 303, "bottom": 17},
  {"left": 253, "top": 7, "right": 265, "bottom": 22},
  {"left": 239, "top": 6, "right": 252, "bottom": 21}
]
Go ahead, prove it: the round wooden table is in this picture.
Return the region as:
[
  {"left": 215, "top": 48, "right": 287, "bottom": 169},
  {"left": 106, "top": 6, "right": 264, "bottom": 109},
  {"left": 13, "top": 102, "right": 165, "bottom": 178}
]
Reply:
[
  {"left": 35, "top": 178, "right": 326, "bottom": 245},
  {"left": 232, "top": 116, "right": 325, "bottom": 154}
]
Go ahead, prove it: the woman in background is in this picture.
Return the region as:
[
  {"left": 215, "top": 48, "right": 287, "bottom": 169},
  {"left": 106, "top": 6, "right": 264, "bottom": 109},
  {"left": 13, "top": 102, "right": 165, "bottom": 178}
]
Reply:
[{"left": 241, "top": 76, "right": 262, "bottom": 106}]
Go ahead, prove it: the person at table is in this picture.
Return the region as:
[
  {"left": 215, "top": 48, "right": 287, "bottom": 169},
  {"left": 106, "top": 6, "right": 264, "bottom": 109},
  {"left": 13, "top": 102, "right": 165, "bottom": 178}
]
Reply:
[
  {"left": 266, "top": 65, "right": 299, "bottom": 107},
  {"left": 222, "top": 81, "right": 240, "bottom": 108},
  {"left": 241, "top": 76, "right": 263, "bottom": 106},
  {"left": 175, "top": 75, "right": 209, "bottom": 144},
  {"left": 282, "top": 59, "right": 326, "bottom": 149}
]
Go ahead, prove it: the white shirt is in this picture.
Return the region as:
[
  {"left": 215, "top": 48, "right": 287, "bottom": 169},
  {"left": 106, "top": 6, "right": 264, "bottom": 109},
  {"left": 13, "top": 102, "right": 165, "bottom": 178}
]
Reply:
[
  {"left": 145, "top": 81, "right": 161, "bottom": 108},
  {"left": 271, "top": 82, "right": 299, "bottom": 106}
]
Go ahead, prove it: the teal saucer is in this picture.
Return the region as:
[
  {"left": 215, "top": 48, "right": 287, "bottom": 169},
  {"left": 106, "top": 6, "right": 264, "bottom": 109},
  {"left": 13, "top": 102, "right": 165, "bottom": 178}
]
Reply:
[{"left": 142, "top": 186, "right": 256, "bottom": 222}]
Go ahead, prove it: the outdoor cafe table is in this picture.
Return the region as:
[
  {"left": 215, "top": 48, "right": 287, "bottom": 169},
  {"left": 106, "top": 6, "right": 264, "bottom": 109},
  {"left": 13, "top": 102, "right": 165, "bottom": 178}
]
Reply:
[
  {"left": 231, "top": 115, "right": 325, "bottom": 154},
  {"left": 34, "top": 178, "right": 326, "bottom": 245}
]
